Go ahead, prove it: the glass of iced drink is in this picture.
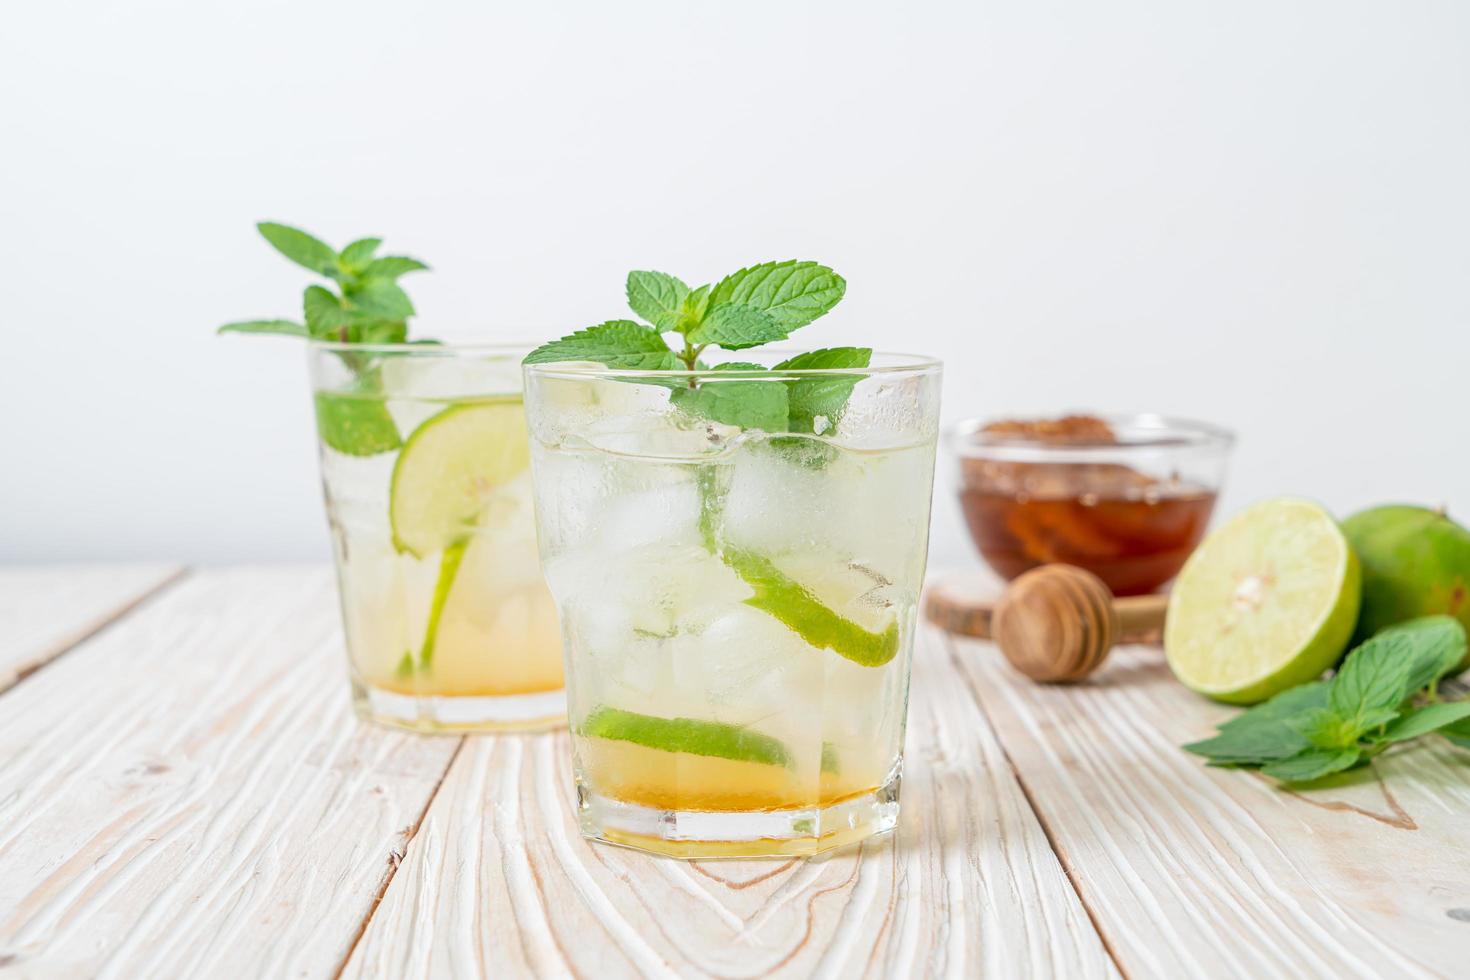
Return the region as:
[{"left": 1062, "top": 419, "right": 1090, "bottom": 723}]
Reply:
[
  {"left": 524, "top": 352, "right": 941, "bottom": 857},
  {"left": 310, "top": 342, "right": 564, "bottom": 732}
]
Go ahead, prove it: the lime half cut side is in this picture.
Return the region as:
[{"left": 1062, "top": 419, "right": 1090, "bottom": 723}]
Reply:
[
  {"left": 389, "top": 398, "right": 531, "bottom": 558},
  {"left": 1165, "top": 497, "right": 1361, "bottom": 704}
]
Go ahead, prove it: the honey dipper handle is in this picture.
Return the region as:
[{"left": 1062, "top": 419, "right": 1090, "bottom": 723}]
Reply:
[{"left": 1113, "top": 594, "right": 1169, "bottom": 641}]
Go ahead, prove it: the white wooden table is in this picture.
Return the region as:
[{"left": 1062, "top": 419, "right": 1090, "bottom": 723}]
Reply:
[{"left": 1, "top": 565, "right": 1467, "bottom": 978}]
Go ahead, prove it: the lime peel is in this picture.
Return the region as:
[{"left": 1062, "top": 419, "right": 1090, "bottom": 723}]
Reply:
[
  {"left": 723, "top": 547, "right": 899, "bottom": 667},
  {"left": 580, "top": 707, "right": 793, "bottom": 768}
]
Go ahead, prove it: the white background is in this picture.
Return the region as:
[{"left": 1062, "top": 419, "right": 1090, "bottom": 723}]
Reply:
[{"left": 2, "top": 0, "right": 1466, "bottom": 568}]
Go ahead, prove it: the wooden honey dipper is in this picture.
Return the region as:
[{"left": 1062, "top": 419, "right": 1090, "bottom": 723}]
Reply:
[{"left": 925, "top": 564, "right": 1169, "bottom": 682}]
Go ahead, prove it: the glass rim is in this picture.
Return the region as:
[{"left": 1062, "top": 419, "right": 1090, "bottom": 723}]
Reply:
[
  {"left": 523, "top": 349, "right": 942, "bottom": 380},
  {"left": 953, "top": 412, "right": 1235, "bottom": 458},
  {"left": 308, "top": 339, "right": 538, "bottom": 356}
]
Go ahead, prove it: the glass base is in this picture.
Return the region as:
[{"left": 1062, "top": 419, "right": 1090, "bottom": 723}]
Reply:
[
  {"left": 575, "top": 769, "right": 901, "bottom": 859},
  {"left": 352, "top": 680, "right": 566, "bottom": 733}
]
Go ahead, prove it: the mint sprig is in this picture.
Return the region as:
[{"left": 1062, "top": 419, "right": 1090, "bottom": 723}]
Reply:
[
  {"left": 220, "top": 222, "right": 430, "bottom": 345},
  {"left": 524, "top": 260, "right": 867, "bottom": 435},
  {"left": 1185, "top": 616, "right": 1470, "bottom": 783},
  {"left": 219, "top": 221, "right": 432, "bottom": 456}
]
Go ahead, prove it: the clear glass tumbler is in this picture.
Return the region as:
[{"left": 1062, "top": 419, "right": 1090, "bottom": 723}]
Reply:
[
  {"left": 523, "top": 352, "right": 942, "bottom": 857},
  {"left": 309, "top": 342, "right": 564, "bottom": 732}
]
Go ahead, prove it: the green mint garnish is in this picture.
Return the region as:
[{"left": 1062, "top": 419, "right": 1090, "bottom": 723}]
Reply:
[
  {"left": 580, "top": 706, "right": 793, "bottom": 768},
  {"left": 218, "top": 221, "right": 432, "bottom": 456},
  {"left": 668, "top": 364, "right": 790, "bottom": 432},
  {"left": 524, "top": 261, "right": 867, "bottom": 436},
  {"left": 522, "top": 320, "right": 680, "bottom": 371},
  {"left": 1259, "top": 749, "right": 1362, "bottom": 783},
  {"left": 220, "top": 222, "right": 429, "bottom": 344},
  {"left": 1184, "top": 616, "right": 1470, "bottom": 783},
  {"left": 774, "top": 348, "right": 874, "bottom": 435},
  {"left": 700, "top": 261, "right": 847, "bottom": 341},
  {"left": 313, "top": 376, "right": 402, "bottom": 457},
  {"left": 625, "top": 271, "right": 689, "bottom": 332}
]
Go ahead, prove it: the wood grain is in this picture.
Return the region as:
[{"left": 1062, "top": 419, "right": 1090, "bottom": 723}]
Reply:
[
  {"left": 0, "top": 567, "right": 462, "bottom": 978},
  {"left": 946, "top": 634, "right": 1470, "bottom": 979},
  {"left": 344, "top": 624, "right": 1120, "bottom": 979},
  {"left": 0, "top": 564, "right": 184, "bottom": 693}
]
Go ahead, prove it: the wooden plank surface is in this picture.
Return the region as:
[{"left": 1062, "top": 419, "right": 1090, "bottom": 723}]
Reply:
[
  {"left": 8, "top": 562, "right": 1463, "bottom": 978},
  {"left": 947, "top": 634, "right": 1470, "bottom": 980},
  {"left": 343, "top": 624, "right": 1119, "bottom": 979},
  {"left": 0, "top": 564, "right": 184, "bottom": 693},
  {"left": 0, "top": 567, "right": 462, "bottom": 978}
]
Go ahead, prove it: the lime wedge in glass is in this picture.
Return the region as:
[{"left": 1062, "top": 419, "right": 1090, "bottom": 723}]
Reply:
[
  {"left": 580, "top": 706, "right": 793, "bottom": 768},
  {"left": 1165, "top": 497, "right": 1361, "bottom": 704},
  {"left": 721, "top": 548, "right": 899, "bottom": 667},
  {"left": 389, "top": 397, "right": 530, "bottom": 558}
]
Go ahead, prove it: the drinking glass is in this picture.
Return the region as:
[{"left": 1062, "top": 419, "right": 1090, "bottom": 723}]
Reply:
[
  {"left": 524, "top": 352, "right": 941, "bottom": 857},
  {"left": 309, "top": 342, "right": 564, "bottom": 732}
]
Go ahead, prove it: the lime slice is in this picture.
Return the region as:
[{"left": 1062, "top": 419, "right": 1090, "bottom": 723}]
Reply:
[
  {"left": 1165, "top": 497, "right": 1361, "bottom": 704},
  {"left": 580, "top": 707, "right": 793, "bottom": 768},
  {"left": 390, "top": 398, "right": 530, "bottom": 558},
  {"left": 722, "top": 548, "right": 899, "bottom": 667}
]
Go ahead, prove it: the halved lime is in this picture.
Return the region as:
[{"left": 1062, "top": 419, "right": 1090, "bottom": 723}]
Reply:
[
  {"left": 389, "top": 398, "right": 531, "bottom": 558},
  {"left": 1165, "top": 497, "right": 1361, "bottom": 704}
]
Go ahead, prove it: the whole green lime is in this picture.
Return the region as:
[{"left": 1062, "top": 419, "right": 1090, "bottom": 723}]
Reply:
[{"left": 1343, "top": 504, "right": 1470, "bottom": 671}]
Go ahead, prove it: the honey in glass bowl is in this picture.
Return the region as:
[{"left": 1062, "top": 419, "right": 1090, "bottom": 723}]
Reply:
[{"left": 954, "top": 415, "right": 1234, "bottom": 596}]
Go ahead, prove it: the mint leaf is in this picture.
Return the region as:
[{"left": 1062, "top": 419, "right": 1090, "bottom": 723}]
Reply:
[
  {"left": 1184, "top": 681, "right": 1329, "bottom": 764},
  {"left": 689, "top": 304, "right": 786, "bottom": 350},
  {"left": 1376, "top": 700, "right": 1470, "bottom": 744},
  {"left": 350, "top": 279, "right": 415, "bottom": 320},
  {"left": 1290, "top": 708, "right": 1367, "bottom": 750},
  {"left": 1444, "top": 718, "right": 1470, "bottom": 750},
  {"left": 677, "top": 283, "right": 713, "bottom": 333},
  {"left": 364, "top": 256, "right": 429, "bottom": 280},
  {"left": 1261, "top": 748, "right": 1362, "bottom": 783},
  {"left": 626, "top": 271, "right": 689, "bottom": 332},
  {"left": 1220, "top": 680, "right": 1331, "bottom": 732},
  {"left": 707, "top": 260, "right": 846, "bottom": 332},
  {"left": 1358, "top": 705, "right": 1401, "bottom": 731},
  {"left": 313, "top": 390, "right": 401, "bottom": 456},
  {"left": 1330, "top": 639, "right": 1413, "bottom": 723},
  {"left": 303, "top": 285, "right": 354, "bottom": 337},
  {"left": 670, "top": 370, "right": 788, "bottom": 432},
  {"left": 524, "top": 320, "right": 678, "bottom": 370},
  {"left": 1184, "top": 723, "right": 1308, "bottom": 765},
  {"left": 339, "top": 237, "right": 382, "bottom": 272},
  {"left": 1378, "top": 616, "right": 1468, "bottom": 693},
  {"left": 218, "top": 319, "right": 307, "bottom": 337},
  {"left": 258, "top": 222, "right": 338, "bottom": 277},
  {"left": 775, "top": 347, "right": 872, "bottom": 435},
  {"left": 358, "top": 320, "right": 408, "bottom": 344}
]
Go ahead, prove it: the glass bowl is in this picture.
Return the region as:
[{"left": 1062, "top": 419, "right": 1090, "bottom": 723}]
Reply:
[{"left": 952, "top": 413, "right": 1235, "bottom": 596}]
